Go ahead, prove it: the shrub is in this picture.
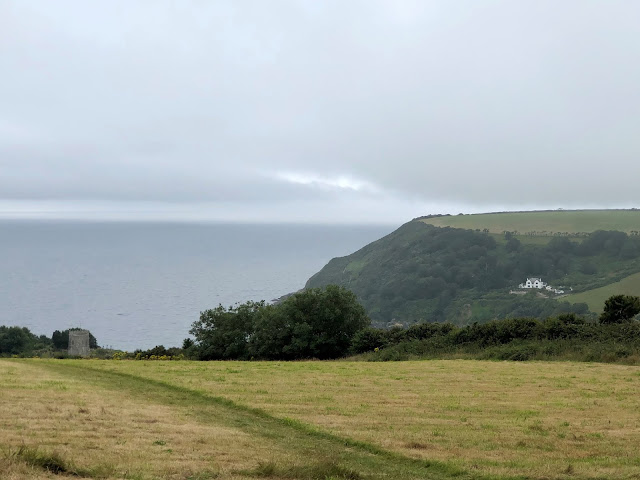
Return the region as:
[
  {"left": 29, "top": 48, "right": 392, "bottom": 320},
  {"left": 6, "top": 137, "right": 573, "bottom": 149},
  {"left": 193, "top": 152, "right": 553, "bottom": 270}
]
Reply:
[{"left": 350, "top": 327, "right": 388, "bottom": 354}]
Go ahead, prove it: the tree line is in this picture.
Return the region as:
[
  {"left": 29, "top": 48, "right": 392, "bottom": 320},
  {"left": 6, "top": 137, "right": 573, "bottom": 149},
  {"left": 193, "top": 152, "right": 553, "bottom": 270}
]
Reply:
[
  {"left": 0, "top": 327, "right": 98, "bottom": 357},
  {"left": 351, "top": 294, "right": 640, "bottom": 361},
  {"left": 3, "top": 290, "right": 639, "bottom": 361},
  {"left": 186, "top": 291, "right": 639, "bottom": 361}
]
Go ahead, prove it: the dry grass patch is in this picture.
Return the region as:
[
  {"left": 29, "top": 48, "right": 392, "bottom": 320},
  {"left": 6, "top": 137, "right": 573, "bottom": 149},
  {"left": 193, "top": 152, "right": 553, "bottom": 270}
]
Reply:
[
  {"left": 0, "top": 450, "right": 60, "bottom": 480},
  {"left": 88, "top": 359, "right": 640, "bottom": 479},
  {"left": 0, "top": 360, "right": 291, "bottom": 480}
]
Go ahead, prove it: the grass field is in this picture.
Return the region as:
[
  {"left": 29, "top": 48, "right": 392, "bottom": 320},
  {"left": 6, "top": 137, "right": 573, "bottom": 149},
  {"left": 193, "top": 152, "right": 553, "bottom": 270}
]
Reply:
[
  {"left": 3, "top": 359, "right": 640, "bottom": 479},
  {"left": 420, "top": 210, "right": 640, "bottom": 235},
  {"left": 566, "top": 271, "right": 640, "bottom": 312}
]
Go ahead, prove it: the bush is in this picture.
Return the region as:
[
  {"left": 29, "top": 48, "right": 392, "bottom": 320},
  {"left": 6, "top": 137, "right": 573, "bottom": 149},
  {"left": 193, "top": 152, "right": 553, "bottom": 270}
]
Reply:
[
  {"left": 351, "top": 327, "right": 388, "bottom": 354},
  {"left": 481, "top": 343, "right": 538, "bottom": 361},
  {"left": 352, "top": 296, "right": 640, "bottom": 364}
]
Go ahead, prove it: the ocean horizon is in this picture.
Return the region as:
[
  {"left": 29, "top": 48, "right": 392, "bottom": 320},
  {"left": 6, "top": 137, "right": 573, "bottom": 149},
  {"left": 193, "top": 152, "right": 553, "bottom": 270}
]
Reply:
[{"left": 0, "top": 220, "right": 392, "bottom": 350}]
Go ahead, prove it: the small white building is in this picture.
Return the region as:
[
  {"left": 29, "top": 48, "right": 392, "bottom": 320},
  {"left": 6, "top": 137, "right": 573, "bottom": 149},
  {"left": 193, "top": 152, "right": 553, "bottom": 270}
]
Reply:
[
  {"left": 517, "top": 277, "right": 566, "bottom": 294},
  {"left": 546, "top": 285, "right": 565, "bottom": 294},
  {"left": 519, "top": 277, "right": 546, "bottom": 289}
]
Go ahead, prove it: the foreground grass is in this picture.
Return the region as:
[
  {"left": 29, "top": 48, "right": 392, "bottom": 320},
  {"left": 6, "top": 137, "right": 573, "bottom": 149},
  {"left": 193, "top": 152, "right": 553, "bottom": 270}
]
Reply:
[
  {"left": 0, "top": 359, "right": 495, "bottom": 480},
  {"left": 79, "top": 359, "right": 640, "bottom": 479},
  {"left": 0, "top": 360, "right": 288, "bottom": 479},
  {"left": 420, "top": 209, "right": 640, "bottom": 235},
  {"left": 565, "top": 271, "right": 640, "bottom": 312},
  {"left": 3, "top": 359, "right": 640, "bottom": 479}
]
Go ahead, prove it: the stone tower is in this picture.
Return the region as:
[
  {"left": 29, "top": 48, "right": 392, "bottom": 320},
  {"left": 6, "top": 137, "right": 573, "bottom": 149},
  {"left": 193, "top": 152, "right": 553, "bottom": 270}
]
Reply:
[{"left": 68, "top": 330, "right": 90, "bottom": 357}]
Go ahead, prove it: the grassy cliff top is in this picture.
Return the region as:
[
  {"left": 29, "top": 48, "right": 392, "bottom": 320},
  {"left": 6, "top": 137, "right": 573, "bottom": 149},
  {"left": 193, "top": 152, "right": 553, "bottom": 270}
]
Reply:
[{"left": 420, "top": 209, "right": 640, "bottom": 235}]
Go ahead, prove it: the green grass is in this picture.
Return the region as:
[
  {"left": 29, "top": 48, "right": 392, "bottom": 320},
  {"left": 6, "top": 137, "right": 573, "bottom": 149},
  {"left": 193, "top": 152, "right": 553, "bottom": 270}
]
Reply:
[
  {"left": 241, "top": 460, "right": 363, "bottom": 479},
  {"left": 5, "top": 358, "right": 640, "bottom": 479},
  {"left": 566, "top": 271, "right": 640, "bottom": 312},
  {"left": 421, "top": 209, "right": 640, "bottom": 235}
]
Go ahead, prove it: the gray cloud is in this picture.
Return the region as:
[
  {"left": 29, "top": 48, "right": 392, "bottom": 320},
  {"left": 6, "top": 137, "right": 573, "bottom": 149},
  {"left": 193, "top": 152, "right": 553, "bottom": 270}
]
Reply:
[{"left": 1, "top": 0, "right": 639, "bottom": 222}]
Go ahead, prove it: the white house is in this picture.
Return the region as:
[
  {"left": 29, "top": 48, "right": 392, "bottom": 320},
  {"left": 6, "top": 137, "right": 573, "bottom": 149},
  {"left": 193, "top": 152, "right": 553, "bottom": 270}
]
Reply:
[{"left": 518, "top": 277, "right": 546, "bottom": 289}]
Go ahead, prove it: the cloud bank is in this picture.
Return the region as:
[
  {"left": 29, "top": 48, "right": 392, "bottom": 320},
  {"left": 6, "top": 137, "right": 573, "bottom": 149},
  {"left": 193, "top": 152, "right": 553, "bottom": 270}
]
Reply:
[{"left": 1, "top": 1, "right": 639, "bottom": 223}]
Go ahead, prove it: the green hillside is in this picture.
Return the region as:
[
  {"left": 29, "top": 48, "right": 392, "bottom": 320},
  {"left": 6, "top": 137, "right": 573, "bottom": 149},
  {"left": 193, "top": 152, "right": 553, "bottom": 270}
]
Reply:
[
  {"left": 565, "top": 271, "right": 640, "bottom": 313},
  {"left": 420, "top": 209, "right": 640, "bottom": 235},
  {"left": 306, "top": 215, "right": 640, "bottom": 327}
]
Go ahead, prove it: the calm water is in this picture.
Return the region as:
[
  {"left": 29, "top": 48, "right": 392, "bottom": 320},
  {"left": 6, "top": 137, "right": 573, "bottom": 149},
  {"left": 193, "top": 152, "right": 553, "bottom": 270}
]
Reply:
[{"left": 0, "top": 221, "right": 391, "bottom": 350}]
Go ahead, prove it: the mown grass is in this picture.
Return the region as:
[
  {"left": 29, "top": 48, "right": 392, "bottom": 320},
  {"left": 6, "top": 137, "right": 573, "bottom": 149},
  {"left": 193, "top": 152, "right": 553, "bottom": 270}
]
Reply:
[
  {"left": 241, "top": 460, "right": 362, "bottom": 479},
  {"left": 0, "top": 359, "right": 496, "bottom": 480},
  {"left": 76, "top": 359, "right": 640, "bottom": 480},
  {"left": 420, "top": 209, "right": 640, "bottom": 235},
  {"left": 0, "top": 360, "right": 294, "bottom": 479},
  {"left": 4, "top": 358, "right": 640, "bottom": 479},
  {"left": 565, "top": 271, "right": 640, "bottom": 312}
]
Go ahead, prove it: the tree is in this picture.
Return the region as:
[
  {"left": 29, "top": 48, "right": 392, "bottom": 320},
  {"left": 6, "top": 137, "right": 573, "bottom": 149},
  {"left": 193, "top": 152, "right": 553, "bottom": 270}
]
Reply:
[
  {"left": 191, "top": 286, "right": 370, "bottom": 360},
  {"left": 190, "top": 300, "right": 264, "bottom": 360},
  {"left": 505, "top": 237, "right": 521, "bottom": 253},
  {"left": 250, "top": 285, "right": 370, "bottom": 359},
  {"left": 599, "top": 295, "right": 640, "bottom": 324},
  {"left": 248, "top": 304, "right": 294, "bottom": 359},
  {"left": 0, "top": 326, "right": 32, "bottom": 355},
  {"left": 0, "top": 326, "right": 53, "bottom": 355},
  {"left": 51, "top": 330, "right": 66, "bottom": 349}
]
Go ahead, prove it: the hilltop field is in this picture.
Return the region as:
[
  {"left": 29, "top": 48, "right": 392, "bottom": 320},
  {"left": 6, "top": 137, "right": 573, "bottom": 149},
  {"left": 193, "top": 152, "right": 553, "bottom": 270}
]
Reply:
[
  {"left": 420, "top": 210, "right": 640, "bottom": 314},
  {"left": 2, "top": 358, "right": 640, "bottom": 480},
  {"left": 420, "top": 209, "right": 640, "bottom": 236}
]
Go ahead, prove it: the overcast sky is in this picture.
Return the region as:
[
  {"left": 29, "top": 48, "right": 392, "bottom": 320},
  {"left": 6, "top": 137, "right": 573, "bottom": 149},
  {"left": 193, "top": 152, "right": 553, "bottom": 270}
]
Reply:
[{"left": 1, "top": 1, "right": 639, "bottom": 224}]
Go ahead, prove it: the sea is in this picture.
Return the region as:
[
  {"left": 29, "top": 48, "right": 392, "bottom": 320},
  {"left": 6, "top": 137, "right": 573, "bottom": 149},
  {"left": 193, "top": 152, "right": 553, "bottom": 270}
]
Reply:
[{"left": 0, "top": 221, "right": 392, "bottom": 351}]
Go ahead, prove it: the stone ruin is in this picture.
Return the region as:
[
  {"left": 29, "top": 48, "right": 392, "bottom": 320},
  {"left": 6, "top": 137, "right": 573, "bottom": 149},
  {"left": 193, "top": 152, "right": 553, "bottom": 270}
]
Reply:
[{"left": 68, "top": 330, "right": 90, "bottom": 357}]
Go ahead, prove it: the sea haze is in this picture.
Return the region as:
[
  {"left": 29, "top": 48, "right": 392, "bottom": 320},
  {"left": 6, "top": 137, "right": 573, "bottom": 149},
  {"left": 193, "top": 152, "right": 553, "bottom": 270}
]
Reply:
[{"left": 0, "top": 221, "right": 391, "bottom": 351}]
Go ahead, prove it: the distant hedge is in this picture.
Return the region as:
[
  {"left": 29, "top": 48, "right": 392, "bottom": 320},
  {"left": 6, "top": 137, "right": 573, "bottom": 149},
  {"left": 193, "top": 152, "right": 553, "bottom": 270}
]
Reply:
[{"left": 352, "top": 307, "right": 640, "bottom": 363}]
